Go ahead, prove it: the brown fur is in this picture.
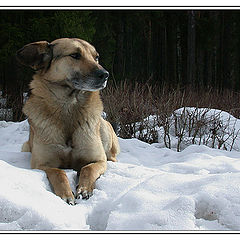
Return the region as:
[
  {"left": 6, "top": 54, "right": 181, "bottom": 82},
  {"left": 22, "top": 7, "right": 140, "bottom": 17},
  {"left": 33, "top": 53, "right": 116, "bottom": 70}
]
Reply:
[{"left": 17, "top": 38, "right": 120, "bottom": 204}]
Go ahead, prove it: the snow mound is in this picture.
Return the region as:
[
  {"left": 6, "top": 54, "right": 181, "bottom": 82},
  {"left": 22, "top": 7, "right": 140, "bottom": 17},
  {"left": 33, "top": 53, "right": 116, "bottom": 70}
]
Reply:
[
  {"left": 0, "top": 119, "right": 240, "bottom": 231},
  {"left": 158, "top": 107, "right": 240, "bottom": 151}
]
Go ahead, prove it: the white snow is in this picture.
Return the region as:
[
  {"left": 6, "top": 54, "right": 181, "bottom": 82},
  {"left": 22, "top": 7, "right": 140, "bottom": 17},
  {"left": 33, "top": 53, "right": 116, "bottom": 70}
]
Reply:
[{"left": 0, "top": 111, "right": 240, "bottom": 231}]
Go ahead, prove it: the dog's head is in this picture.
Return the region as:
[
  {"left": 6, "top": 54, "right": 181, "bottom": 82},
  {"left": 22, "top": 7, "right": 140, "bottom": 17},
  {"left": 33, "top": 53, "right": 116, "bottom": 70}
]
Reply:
[{"left": 16, "top": 38, "right": 109, "bottom": 92}]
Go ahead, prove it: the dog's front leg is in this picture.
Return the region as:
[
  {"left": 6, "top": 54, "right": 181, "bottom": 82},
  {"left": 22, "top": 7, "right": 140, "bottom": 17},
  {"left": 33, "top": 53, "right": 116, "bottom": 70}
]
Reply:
[
  {"left": 76, "top": 160, "right": 107, "bottom": 200},
  {"left": 44, "top": 168, "right": 75, "bottom": 205}
]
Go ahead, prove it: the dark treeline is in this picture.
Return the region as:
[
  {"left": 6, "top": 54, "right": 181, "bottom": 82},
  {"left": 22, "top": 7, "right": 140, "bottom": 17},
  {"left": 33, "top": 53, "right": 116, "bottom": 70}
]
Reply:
[{"left": 1, "top": 10, "right": 240, "bottom": 120}]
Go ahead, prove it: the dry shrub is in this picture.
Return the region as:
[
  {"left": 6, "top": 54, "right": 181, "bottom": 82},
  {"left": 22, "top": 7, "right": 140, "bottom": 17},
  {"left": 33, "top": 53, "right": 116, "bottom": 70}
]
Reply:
[
  {"left": 166, "top": 107, "right": 240, "bottom": 152},
  {"left": 102, "top": 80, "right": 240, "bottom": 149},
  {"left": 101, "top": 80, "right": 156, "bottom": 140}
]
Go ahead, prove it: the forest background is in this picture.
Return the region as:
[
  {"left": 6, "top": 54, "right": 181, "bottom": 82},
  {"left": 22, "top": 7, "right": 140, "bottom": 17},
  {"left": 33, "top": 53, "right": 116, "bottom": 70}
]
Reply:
[{"left": 1, "top": 10, "right": 240, "bottom": 141}]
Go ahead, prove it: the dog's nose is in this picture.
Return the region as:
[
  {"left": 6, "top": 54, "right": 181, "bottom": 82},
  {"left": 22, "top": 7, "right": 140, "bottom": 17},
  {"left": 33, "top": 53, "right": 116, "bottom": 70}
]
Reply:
[{"left": 95, "top": 69, "right": 109, "bottom": 81}]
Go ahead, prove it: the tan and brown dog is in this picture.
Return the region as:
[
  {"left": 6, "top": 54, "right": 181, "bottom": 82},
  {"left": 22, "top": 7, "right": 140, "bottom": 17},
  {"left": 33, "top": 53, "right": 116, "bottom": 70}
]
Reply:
[{"left": 16, "top": 38, "right": 120, "bottom": 205}]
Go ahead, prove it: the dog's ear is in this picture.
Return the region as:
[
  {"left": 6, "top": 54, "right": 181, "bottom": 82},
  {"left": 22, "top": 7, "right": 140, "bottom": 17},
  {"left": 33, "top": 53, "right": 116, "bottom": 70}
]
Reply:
[{"left": 16, "top": 41, "right": 53, "bottom": 71}]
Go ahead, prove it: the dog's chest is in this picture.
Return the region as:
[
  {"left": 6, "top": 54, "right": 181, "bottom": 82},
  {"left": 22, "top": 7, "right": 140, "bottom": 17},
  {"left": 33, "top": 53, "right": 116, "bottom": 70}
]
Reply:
[{"left": 57, "top": 121, "right": 101, "bottom": 168}]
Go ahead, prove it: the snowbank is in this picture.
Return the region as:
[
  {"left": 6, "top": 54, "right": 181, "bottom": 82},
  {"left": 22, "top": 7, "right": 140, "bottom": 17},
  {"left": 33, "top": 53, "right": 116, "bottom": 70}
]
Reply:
[{"left": 0, "top": 118, "right": 240, "bottom": 231}]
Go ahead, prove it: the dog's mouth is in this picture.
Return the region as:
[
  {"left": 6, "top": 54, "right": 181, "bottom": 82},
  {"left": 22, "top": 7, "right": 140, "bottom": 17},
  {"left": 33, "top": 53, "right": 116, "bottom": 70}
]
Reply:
[{"left": 69, "top": 78, "right": 107, "bottom": 92}]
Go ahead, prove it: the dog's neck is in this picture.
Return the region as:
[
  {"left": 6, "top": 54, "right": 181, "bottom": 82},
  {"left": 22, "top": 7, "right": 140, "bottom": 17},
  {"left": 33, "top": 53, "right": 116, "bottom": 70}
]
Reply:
[{"left": 28, "top": 75, "right": 104, "bottom": 118}]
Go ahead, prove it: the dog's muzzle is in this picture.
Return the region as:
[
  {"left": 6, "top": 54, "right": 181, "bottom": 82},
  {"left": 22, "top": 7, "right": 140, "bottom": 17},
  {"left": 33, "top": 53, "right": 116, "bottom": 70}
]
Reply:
[{"left": 69, "top": 69, "right": 109, "bottom": 91}]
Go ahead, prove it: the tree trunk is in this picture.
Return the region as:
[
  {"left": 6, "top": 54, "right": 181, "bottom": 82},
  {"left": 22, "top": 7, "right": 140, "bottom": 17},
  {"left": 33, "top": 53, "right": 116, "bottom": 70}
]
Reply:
[
  {"left": 113, "top": 12, "right": 125, "bottom": 80},
  {"left": 166, "top": 12, "right": 177, "bottom": 86},
  {"left": 222, "top": 12, "right": 232, "bottom": 89},
  {"left": 179, "top": 12, "right": 188, "bottom": 86},
  {"left": 187, "top": 10, "right": 196, "bottom": 86}
]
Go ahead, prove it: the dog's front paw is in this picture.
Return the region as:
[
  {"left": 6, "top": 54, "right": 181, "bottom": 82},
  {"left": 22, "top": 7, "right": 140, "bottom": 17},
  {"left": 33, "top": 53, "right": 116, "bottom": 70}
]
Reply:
[
  {"left": 61, "top": 191, "right": 76, "bottom": 205},
  {"left": 62, "top": 196, "right": 75, "bottom": 205},
  {"left": 76, "top": 185, "right": 93, "bottom": 200}
]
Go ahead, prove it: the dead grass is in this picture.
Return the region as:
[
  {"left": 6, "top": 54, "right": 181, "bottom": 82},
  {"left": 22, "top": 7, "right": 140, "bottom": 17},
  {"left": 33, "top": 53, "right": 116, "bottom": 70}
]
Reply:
[{"left": 101, "top": 80, "right": 240, "bottom": 147}]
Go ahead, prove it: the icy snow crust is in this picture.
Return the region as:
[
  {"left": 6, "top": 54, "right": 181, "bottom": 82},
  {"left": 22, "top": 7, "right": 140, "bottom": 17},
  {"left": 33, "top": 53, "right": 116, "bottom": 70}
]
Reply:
[{"left": 0, "top": 114, "right": 240, "bottom": 230}]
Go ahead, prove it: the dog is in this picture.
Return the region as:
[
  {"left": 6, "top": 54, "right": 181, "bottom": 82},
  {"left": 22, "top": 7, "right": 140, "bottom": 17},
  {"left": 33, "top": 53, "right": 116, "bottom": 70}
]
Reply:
[{"left": 16, "top": 38, "right": 120, "bottom": 205}]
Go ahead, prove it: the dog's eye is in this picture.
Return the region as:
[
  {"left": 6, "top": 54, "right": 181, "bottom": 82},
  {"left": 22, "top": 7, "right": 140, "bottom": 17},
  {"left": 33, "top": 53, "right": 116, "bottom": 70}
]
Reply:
[
  {"left": 95, "top": 56, "right": 99, "bottom": 62},
  {"left": 70, "top": 53, "right": 81, "bottom": 60}
]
